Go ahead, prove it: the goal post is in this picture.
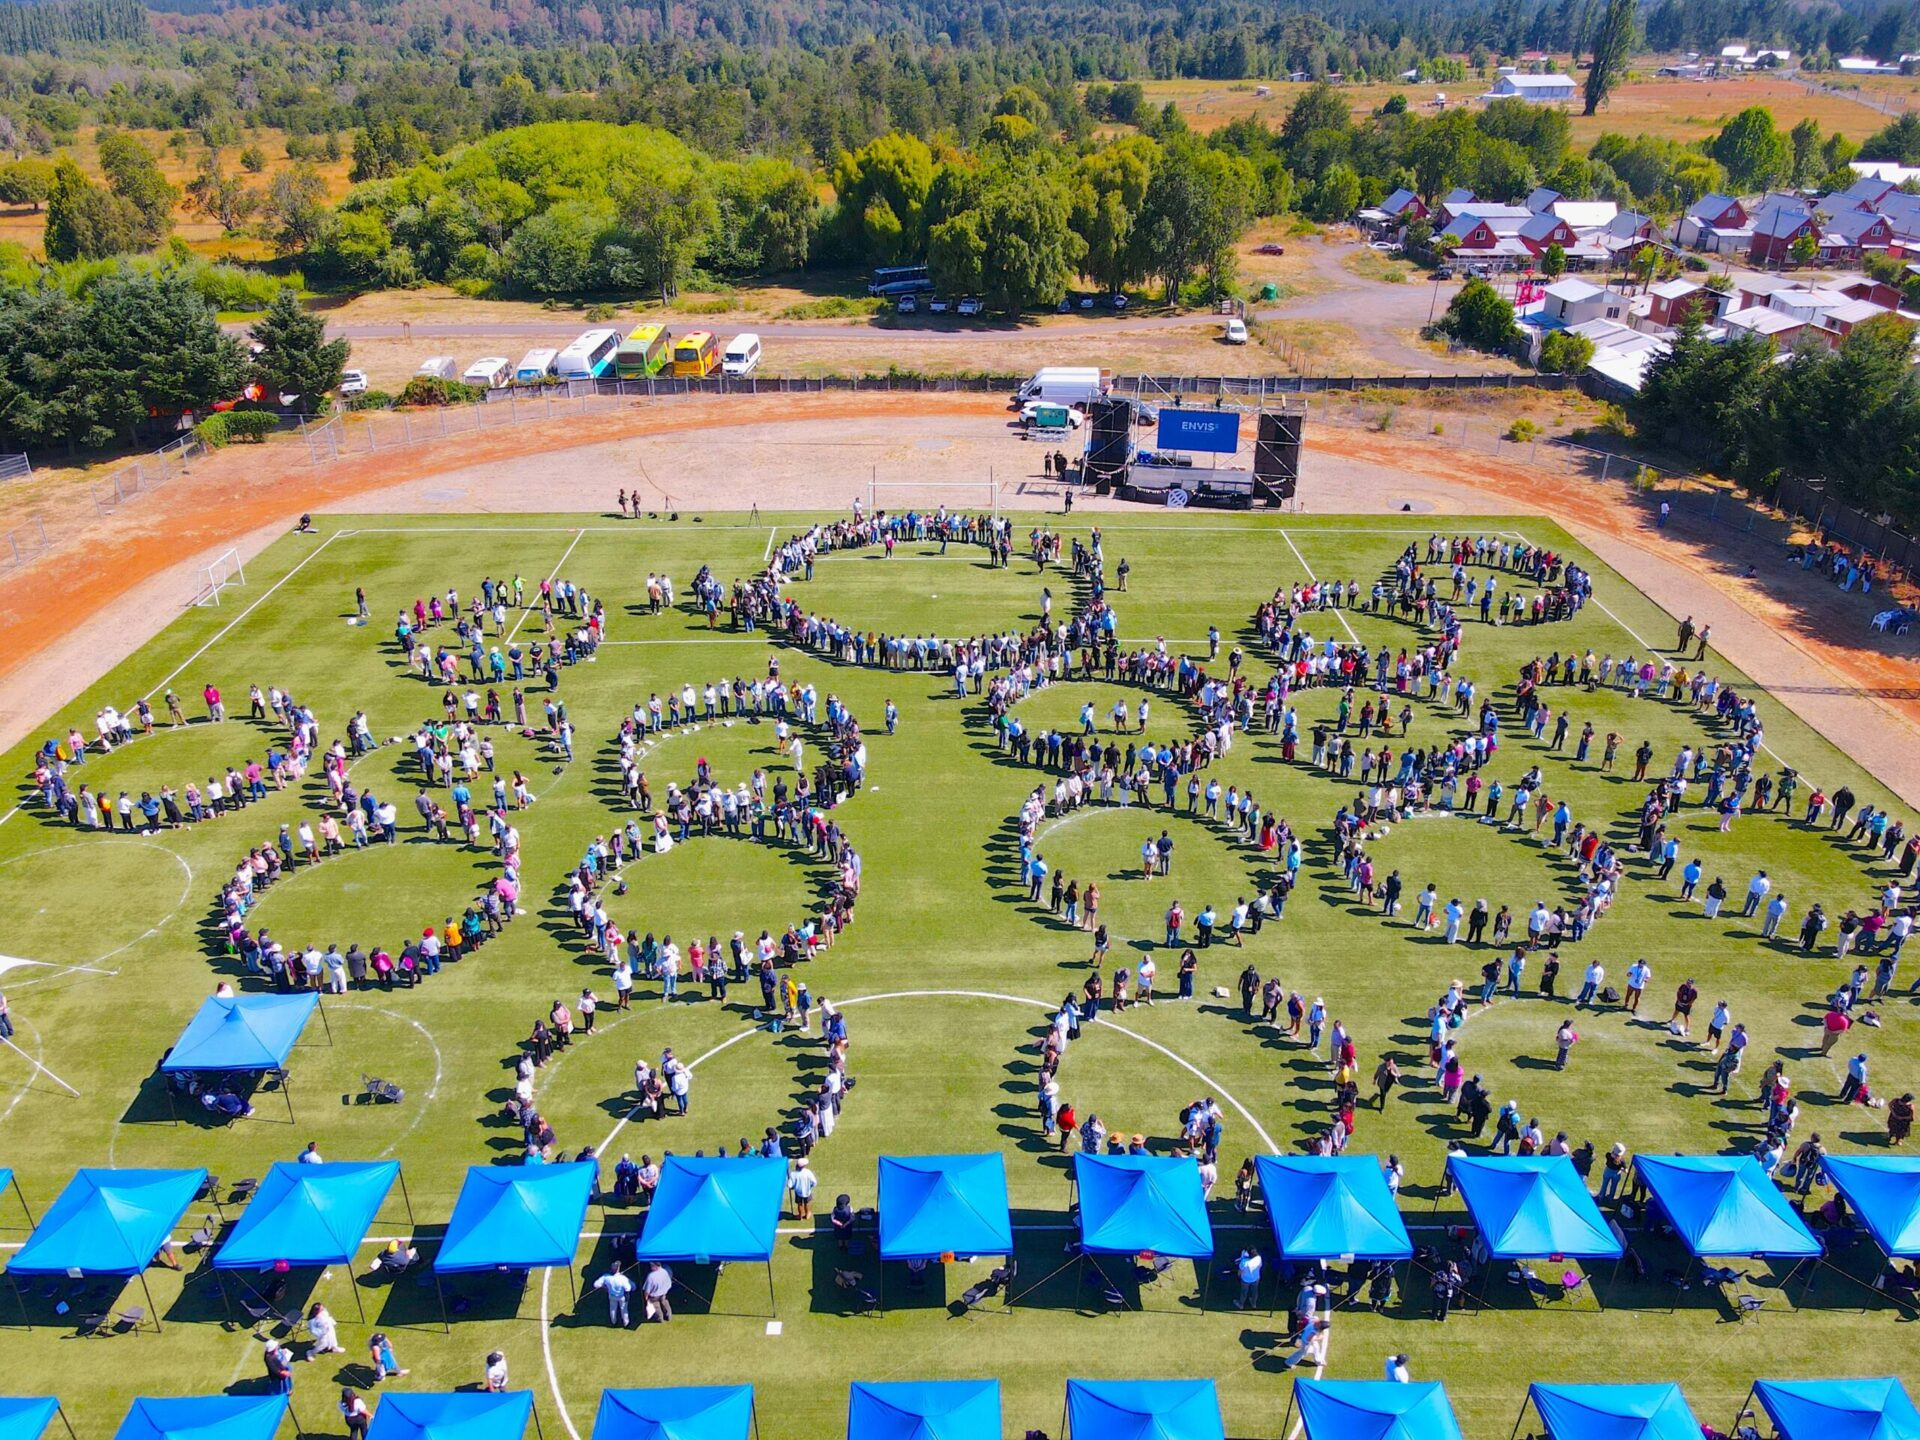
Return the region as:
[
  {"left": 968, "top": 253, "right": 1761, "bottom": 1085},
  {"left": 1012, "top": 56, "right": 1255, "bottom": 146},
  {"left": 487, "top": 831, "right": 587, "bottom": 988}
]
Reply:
[
  {"left": 866, "top": 472, "right": 1000, "bottom": 517},
  {"left": 194, "top": 547, "right": 246, "bottom": 607}
]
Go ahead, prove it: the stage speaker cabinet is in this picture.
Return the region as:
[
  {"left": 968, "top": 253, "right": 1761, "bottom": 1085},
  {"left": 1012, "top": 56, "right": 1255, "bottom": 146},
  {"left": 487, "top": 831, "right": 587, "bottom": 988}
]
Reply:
[
  {"left": 1084, "top": 398, "right": 1134, "bottom": 492},
  {"left": 1254, "top": 409, "right": 1303, "bottom": 503}
]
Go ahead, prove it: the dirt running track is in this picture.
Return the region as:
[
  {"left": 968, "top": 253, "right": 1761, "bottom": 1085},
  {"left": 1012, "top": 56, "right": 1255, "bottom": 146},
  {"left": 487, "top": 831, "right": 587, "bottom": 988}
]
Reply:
[{"left": 3, "top": 391, "right": 1918, "bottom": 811}]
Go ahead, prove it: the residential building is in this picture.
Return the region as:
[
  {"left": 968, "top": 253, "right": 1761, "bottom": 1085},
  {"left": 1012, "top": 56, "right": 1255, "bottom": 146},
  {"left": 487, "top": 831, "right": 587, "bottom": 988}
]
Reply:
[
  {"left": 1678, "top": 193, "right": 1750, "bottom": 252},
  {"left": 1482, "top": 73, "right": 1577, "bottom": 102},
  {"left": 1645, "top": 278, "right": 1721, "bottom": 329},
  {"left": 1748, "top": 195, "right": 1819, "bottom": 266}
]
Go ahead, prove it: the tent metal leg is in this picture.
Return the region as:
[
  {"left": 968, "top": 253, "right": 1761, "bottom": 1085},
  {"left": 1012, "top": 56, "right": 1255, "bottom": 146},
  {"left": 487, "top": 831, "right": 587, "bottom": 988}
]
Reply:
[
  {"left": 141, "top": 1268, "right": 162, "bottom": 1332},
  {"left": 9, "top": 1174, "right": 35, "bottom": 1230},
  {"left": 435, "top": 1272, "right": 451, "bottom": 1334},
  {"left": 1512, "top": 1395, "right": 1535, "bottom": 1440},
  {"left": 285, "top": 1076, "right": 296, "bottom": 1127},
  {"left": 529, "top": 1397, "right": 545, "bottom": 1440},
  {"left": 316, "top": 997, "right": 334, "bottom": 1045},
  {"left": 397, "top": 1171, "right": 419, "bottom": 1236},
  {"left": 55, "top": 1404, "right": 76, "bottom": 1440},
  {"left": 1199, "top": 1260, "right": 1210, "bottom": 1314},
  {"left": 766, "top": 1261, "right": 777, "bottom": 1319},
  {"left": 750, "top": 1396, "right": 762, "bottom": 1440},
  {"left": 348, "top": 1264, "right": 366, "bottom": 1324},
  {"left": 9, "top": 1274, "right": 28, "bottom": 1330},
  {"left": 1733, "top": 1384, "right": 1757, "bottom": 1437}
]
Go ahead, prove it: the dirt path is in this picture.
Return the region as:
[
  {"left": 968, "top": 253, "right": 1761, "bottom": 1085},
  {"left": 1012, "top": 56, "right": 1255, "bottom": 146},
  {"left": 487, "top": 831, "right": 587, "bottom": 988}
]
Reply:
[{"left": 4, "top": 394, "right": 1917, "bottom": 814}]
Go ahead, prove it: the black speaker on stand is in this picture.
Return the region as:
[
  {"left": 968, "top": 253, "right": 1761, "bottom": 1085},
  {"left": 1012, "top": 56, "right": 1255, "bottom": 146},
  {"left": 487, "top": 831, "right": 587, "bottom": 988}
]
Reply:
[
  {"left": 1253, "top": 408, "right": 1304, "bottom": 505},
  {"left": 1084, "top": 398, "right": 1134, "bottom": 494}
]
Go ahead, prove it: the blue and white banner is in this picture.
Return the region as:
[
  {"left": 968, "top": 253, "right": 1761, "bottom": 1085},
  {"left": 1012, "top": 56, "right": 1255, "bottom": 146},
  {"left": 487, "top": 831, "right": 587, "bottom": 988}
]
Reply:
[{"left": 1155, "top": 408, "right": 1241, "bottom": 455}]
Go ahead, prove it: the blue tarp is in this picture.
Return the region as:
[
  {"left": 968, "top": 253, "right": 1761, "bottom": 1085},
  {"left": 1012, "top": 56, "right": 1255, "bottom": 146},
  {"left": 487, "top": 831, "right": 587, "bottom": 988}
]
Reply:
[
  {"left": 635, "top": 1156, "right": 783, "bottom": 1263},
  {"left": 1527, "top": 1385, "right": 1700, "bottom": 1440},
  {"left": 365, "top": 1391, "right": 532, "bottom": 1440},
  {"left": 1632, "top": 1155, "right": 1820, "bottom": 1259},
  {"left": 1447, "top": 1156, "right": 1623, "bottom": 1260},
  {"left": 848, "top": 1381, "right": 1000, "bottom": 1440},
  {"left": 0, "top": 1400, "right": 59, "bottom": 1440},
  {"left": 435, "top": 1163, "right": 594, "bottom": 1273},
  {"left": 592, "top": 1388, "right": 754, "bottom": 1440},
  {"left": 10, "top": 1168, "right": 206, "bottom": 1276},
  {"left": 1295, "top": 1382, "right": 1465, "bottom": 1440},
  {"left": 216, "top": 1161, "right": 400, "bottom": 1269},
  {"left": 1820, "top": 1157, "right": 1920, "bottom": 1258},
  {"left": 1072, "top": 1155, "right": 1213, "bottom": 1258},
  {"left": 1065, "top": 1381, "right": 1224, "bottom": 1440},
  {"left": 115, "top": 1396, "right": 288, "bottom": 1440},
  {"left": 1752, "top": 1380, "right": 1920, "bottom": 1440},
  {"left": 160, "top": 993, "right": 319, "bottom": 1073},
  {"left": 878, "top": 1155, "right": 1013, "bottom": 1261},
  {"left": 1254, "top": 1156, "right": 1413, "bottom": 1260}
]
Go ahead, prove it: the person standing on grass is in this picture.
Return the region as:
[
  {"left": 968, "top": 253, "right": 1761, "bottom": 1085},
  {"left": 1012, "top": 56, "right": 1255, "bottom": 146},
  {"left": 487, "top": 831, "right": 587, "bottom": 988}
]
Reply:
[
  {"left": 594, "top": 1262, "right": 634, "bottom": 1327},
  {"left": 790, "top": 1157, "right": 818, "bottom": 1218},
  {"left": 1554, "top": 1018, "right": 1579, "bottom": 1070},
  {"left": 1624, "top": 959, "right": 1650, "bottom": 1014},
  {"left": 340, "top": 1392, "right": 371, "bottom": 1440}
]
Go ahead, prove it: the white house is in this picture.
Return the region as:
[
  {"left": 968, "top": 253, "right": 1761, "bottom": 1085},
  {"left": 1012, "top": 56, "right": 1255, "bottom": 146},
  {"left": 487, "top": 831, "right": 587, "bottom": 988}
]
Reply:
[
  {"left": 1482, "top": 73, "right": 1577, "bottom": 102},
  {"left": 1536, "top": 279, "right": 1632, "bottom": 326}
]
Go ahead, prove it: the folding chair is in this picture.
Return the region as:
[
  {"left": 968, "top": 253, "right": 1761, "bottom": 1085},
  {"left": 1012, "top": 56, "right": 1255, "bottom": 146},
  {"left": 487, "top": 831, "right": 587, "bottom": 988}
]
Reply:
[
  {"left": 230, "top": 1177, "right": 259, "bottom": 1204},
  {"left": 115, "top": 1306, "right": 147, "bottom": 1332}
]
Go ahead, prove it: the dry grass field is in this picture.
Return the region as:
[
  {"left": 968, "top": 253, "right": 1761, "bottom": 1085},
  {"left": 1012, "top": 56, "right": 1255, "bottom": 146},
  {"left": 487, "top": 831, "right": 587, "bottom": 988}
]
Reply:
[
  {"left": 0, "top": 124, "right": 354, "bottom": 262},
  {"left": 1130, "top": 70, "right": 1919, "bottom": 147}
]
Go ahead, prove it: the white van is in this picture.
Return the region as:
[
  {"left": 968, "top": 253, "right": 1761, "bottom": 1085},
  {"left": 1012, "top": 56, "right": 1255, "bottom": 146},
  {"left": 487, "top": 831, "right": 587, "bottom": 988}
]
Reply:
[
  {"left": 514, "top": 349, "right": 557, "bottom": 384},
  {"left": 1016, "top": 366, "right": 1108, "bottom": 407},
  {"left": 462, "top": 356, "right": 512, "bottom": 388},
  {"left": 1224, "top": 318, "right": 1249, "bottom": 345},
  {"left": 415, "top": 356, "right": 457, "bottom": 380},
  {"left": 722, "top": 333, "right": 762, "bottom": 377}
]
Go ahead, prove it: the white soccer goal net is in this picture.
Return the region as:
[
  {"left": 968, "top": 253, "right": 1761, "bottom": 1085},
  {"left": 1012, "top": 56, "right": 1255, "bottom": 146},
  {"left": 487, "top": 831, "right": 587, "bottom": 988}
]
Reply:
[
  {"left": 866, "top": 477, "right": 1001, "bottom": 516},
  {"left": 194, "top": 548, "right": 246, "bottom": 607}
]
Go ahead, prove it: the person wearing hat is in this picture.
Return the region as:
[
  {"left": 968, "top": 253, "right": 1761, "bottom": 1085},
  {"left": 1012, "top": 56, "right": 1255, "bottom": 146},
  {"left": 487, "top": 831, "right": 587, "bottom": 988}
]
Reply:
[
  {"left": 484, "top": 1351, "right": 509, "bottom": 1391},
  {"left": 1385, "top": 1354, "right": 1411, "bottom": 1382}
]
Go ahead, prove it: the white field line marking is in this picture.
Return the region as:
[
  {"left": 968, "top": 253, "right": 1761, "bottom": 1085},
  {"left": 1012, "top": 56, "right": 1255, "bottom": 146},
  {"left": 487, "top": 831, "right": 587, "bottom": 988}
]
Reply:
[
  {"left": 540, "top": 985, "right": 1280, "bottom": 1440},
  {"left": 0, "top": 841, "right": 193, "bottom": 991},
  {"left": 505, "top": 530, "right": 587, "bottom": 644},
  {"left": 1508, "top": 527, "right": 1796, "bottom": 775},
  {"left": 0, "top": 532, "right": 348, "bottom": 830},
  {"left": 763, "top": 526, "right": 777, "bottom": 562},
  {"left": 1279, "top": 530, "right": 1361, "bottom": 645},
  {"left": 337, "top": 524, "right": 773, "bottom": 534}
]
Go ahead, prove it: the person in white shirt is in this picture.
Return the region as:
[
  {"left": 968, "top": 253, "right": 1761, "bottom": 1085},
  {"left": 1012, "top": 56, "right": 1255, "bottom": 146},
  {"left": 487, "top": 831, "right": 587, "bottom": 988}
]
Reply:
[
  {"left": 1385, "top": 1354, "right": 1411, "bottom": 1383},
  {"left": 483, "top": 1351, "right": 508, "bottom": 1391}
]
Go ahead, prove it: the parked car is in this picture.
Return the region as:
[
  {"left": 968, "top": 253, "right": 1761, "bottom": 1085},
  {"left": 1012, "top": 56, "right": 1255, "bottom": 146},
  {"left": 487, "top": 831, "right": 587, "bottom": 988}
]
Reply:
[
  {"left": 415, "top": 356, "right": 457, "bottom": 380},
  {"left": 461, "top": 356, "right": 512, "bottom": 388},
  {"left": 1128, "top": 399, "right": 1159, "bottom": 425},
  {"left": 1432, "top": 265, "right": 1455, "bottom": 280},
  {"left": 1078, "top": 295, "right": 1095, "bottom": 310},
  {"left": 338, "top": 369, "right": 368, "bottom": 396},
  {"left": 1224, "top": 317, "right": 1249, "bottom": 344},
  {"left": 1109, "top": 293, "right": 1129, "bottom": 310},
  {"left": 1253, "top": 242, "right": 1287, "bottom": 256},
  {"left": 895, "top": 294, "right": 918, "bottom": 315},
  {"left": 1465, "top": 263, "right": 1492, "bottom": 279},
  {"left": 928, "top": 296, "right": 952, "bottom": 314},
  {"left": 957, "top": 295, "right": 984, "bottom": 317}
]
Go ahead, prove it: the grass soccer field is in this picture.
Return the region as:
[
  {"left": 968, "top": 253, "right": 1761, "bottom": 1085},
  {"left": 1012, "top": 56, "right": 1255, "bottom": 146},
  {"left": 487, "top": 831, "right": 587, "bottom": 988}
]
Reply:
[{"left": 2, "top": 509, "right": 1917, "bottom": 1440}]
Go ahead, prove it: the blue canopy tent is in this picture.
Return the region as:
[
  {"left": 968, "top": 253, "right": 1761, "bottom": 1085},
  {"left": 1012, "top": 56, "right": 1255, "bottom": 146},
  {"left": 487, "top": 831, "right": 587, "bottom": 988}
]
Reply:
[
  {"left": 365, "top": 1390, "right": 540, "bottom": 1440},
  {"left": 1446, "top": 1154, "right": 1621, "bottom": 1304},
  {"left": 1062, "top": 1380, "right": 1224, "bottom": 1440},
  {"left": 214, "top": 1160, "right": 407, "bottom": 1322},
  {"left": 1632, "top": 1155, "right": 1818, "bottom": 1299},
  {"left": 8, "top": 1167, "right": 207, "bottom": 1331},
  {"left": 1819, "top": 1157, "right": 1920, "bottom": 1271},
  {"left": 159, "top": 992, "right": 328, "bottom": 1125},
  {"left": 1072, "top": 1153, "right": 1214, "bottom": 1306},
  {"left": 115, "top": 1397, "right": 288, "bottom": 1440},
  {"left": 634, "top": 1156, "right": 784, "bottom": 1318},
  {"left": 434, "top": 1162, "right": 595, "bottom": 1326},
  {"left": 592, "top": 1387, "right": 756, "bottom": 1440},
  {"left": 1515, "top": 1384, "right": 1702, "bottom": 1440},
  {"left": 1287, "top": 1380, "right": 1466, "bottom": 1440},
  {"left": 877, "top": 1155, "right": 1013, "bottom": 1309},
  {"left": 847, "top": 1381, "right": 999, "bottom": 1440},
  {"left": 1255, "top": 1154, "right": 1411, "bottom": 1306},
  {"left": 0, "top": 1399, "right": 70, "bottom": 1440},
  {"left": 1745, "top": 1379, "right": 1920, "bottom": 1440}
]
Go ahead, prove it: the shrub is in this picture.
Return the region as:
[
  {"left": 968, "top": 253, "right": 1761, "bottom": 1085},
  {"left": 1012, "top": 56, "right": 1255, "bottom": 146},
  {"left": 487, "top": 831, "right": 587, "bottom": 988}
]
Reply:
[
  {"left": 398, "top": 376, "right": 485, "bottom": 407},
  {"left": 1537, "top": 330, "right": 1596, "bottom": 375},
  {"left": 1431, "top": 421, "right": 1445, "bottom": 436},
  {"left": 584, "top": 302, "right": 617, "bottom": 322},
  {"left": 1373, "top": 404, "right": 1397, "bottom": 431},
  {"left": 195, "top": 409, "right": 280, "bottom": 446},
  {"left": 345, "top": 389, "right": 395, "bottom": 411},
  {"left": 780, "top": 296, "right": 884, "bottom": 319},
  {"left": 1505, "top": 417, "right": 1542, "bottom": 442}
]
